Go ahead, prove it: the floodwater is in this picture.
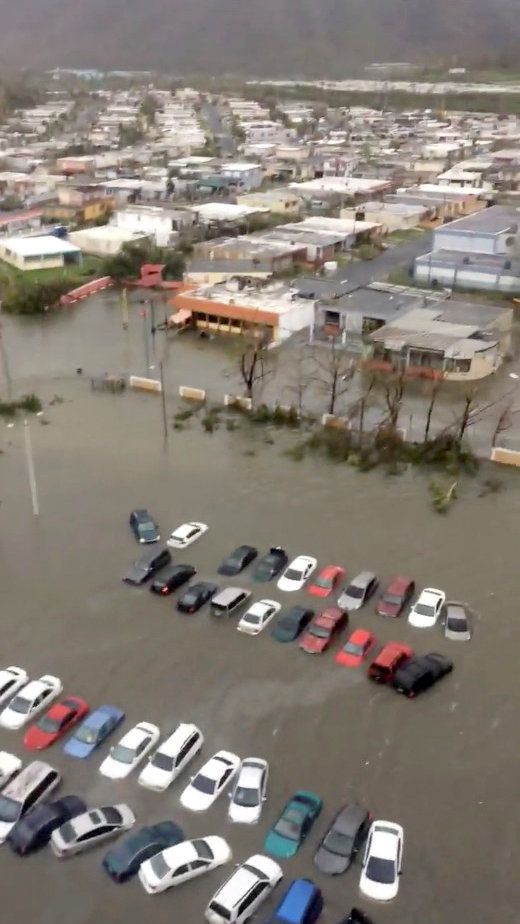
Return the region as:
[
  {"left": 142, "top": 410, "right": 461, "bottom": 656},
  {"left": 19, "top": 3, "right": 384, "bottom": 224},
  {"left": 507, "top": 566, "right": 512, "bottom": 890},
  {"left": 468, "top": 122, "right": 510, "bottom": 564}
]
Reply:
[{"left": 1, "top": 378, "right": 520, "bottom": 924}]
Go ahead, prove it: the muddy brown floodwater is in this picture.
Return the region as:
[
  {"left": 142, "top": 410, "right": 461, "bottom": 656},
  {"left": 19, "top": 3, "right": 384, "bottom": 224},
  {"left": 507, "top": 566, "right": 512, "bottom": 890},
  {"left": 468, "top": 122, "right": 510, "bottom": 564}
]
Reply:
[{"left": 0, "top": 372, "right": 519, "bottom": 924}]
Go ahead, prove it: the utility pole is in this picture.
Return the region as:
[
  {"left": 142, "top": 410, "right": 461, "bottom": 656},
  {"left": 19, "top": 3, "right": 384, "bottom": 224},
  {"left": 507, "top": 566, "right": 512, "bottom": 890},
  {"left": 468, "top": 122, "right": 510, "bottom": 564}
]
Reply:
[
  {"left": 120, "top": 287, "right": 129, "bottom": 330},
  {"left": 159, "top": 361, "right": 168, "bottom": 443},
  {"left": 0, "top": 302, "right": 12, "bottom": 399},
  {"left": 142, "top": 307, "right": 150, "bottom": 373},
  {"left": 24, "top": 418, "right": 39, "bottom": 517}
]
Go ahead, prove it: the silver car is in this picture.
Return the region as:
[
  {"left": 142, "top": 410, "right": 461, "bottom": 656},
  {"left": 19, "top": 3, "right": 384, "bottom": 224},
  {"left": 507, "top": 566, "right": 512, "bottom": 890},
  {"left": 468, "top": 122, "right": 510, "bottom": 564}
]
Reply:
[
  {"left": 51, "top": 804, "right": 135, "bottom": 857},
  {"left": 338, "top": 572, "right": 378, "bottom": 611},
  {"left": 444, "top": 602, "right": 472, "bottom": 641}
]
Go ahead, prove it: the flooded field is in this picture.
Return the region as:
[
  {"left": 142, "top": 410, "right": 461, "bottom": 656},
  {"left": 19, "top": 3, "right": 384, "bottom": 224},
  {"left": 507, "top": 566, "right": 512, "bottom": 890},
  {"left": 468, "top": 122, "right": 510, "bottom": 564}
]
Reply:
[{"left": 1, "top": 380, "right": 519, "bottom": 924}]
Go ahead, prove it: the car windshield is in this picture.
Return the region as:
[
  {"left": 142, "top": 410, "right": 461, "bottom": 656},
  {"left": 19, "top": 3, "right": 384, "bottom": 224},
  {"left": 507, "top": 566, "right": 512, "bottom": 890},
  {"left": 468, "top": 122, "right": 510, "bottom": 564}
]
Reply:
[
  {"left": 314, "top": 575, "right": 333, "bottom": 589},
  {"left": 0, "top": 795, "right": 20, "bottom": 823},
  {"left": 345, "top": 584, "right": 364, "bottom": 599},
  {"left": 182, "top": 591, "right": 198, "bottom": 604},
  {"left": 8, "top": 695, "right": 32, "bottom": 714},
  {"left": 244, "top": 613, "right": 261, "bottom": 625},
  {"left": 193, "top": 838, "right": 213, "bottom": 859},
  {"left": 382, "top": 593, "right": 402, "bottom": 606},
  {"left": 192, "top": 773, "right": 216, "bottom": 794},
  {"left": 274, "top": 816, "right": 301, "bottom": 840},
  {"left": 74, "top": 724, "right": 98, "bottom": 744},
  {"left": 343, "top": 641, "right": 363, "bottom": 656},
  {"left": 36, "top": 714, "right": 61, "bottom": 733},
  {"left": 324, "top": 830, "right": 354, "bottom": 856},
  {"left": 309, "top": 624, "right": 330, "bottom": 639},
  {"left": 284, "top": 567, "right": 302, "bottom": 581},
  {"left": 111, "top": 744, "right": 136, "bottom": 764},
  {"left": 139, "top": 521, "right": 155, "bottom": 533},
  {"left": 209, "top": 902, "right": 231, "bottom": 921},
  {"left": 233, "top": 786, "right": 259, "bottom": 807},
  {"left": 414, "top": 602, "right": 435, "bottom": 617},
  {"left": 366, "top": 857, "right": 395, "bottom": 884},
  {"left": 149, "top": 853, "right": 171, "bottom": 879},
  {"left": 447, "top": 615, "right": 467, "bottom": 630},
  {"left": 58, "top": 821, "right": 76, "bottom": 843},
  {"left": 151, "top": 752, "right": 174, "bottom": 772}
]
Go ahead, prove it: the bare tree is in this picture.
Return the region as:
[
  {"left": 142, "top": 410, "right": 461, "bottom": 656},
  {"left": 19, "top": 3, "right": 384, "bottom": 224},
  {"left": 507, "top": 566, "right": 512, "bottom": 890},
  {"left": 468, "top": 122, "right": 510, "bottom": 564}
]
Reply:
[
  {"left": 237, "top": 330, "right": 275, "bottom": 405},
  {"left": 311, "top": 338, "right": 357, "bottom": 416},
  {"left": 347, "top": 374, "right": 376, "bottom": 446},
  {"left": 381, "top": 371, "right": 406, "bottom": 431},
  {"left": 284, "top": 344, "right": 313, "bottom": 415},
  {"left": 423, "top": 379, "right": 443, "bottom": 443}
]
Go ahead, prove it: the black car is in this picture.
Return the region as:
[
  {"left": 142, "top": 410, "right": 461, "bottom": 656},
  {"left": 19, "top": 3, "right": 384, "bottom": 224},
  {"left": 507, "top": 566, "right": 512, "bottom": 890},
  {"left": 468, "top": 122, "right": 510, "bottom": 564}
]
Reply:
[
  {"left": 217, "top": 545, "right": 258, "bottom": 576},
  {"left": 177, "top": 581, "right": 219, "bottom": 613},
  {"left": 123, "top": 546, "right": 171, "bottom": 586},
  {"left": 314, "top": 803, "right": 370, "bottom": 875},
  {"left": 129, "top": 509, "right": 160, "bottom": 544},
  {"left": 7, "top": 795, "right": 86, "bottom": 855},
  {"left": 337, "top": 909, "right": 375, "bottom": 924},
  {"left": 253, "top": 547, "right": 289, "bottom": 582},
  {"left": 150, "top": 564, "right": 196, "bottom": 596},
  {"left": 271, "top": 606, "right": 314, "bottom": 642},
  {"left": 102, "top": 821, "right": 184, "bottom": 882},
  {"left": 392, "top": 652, "right": 453, "bottom": 698}
]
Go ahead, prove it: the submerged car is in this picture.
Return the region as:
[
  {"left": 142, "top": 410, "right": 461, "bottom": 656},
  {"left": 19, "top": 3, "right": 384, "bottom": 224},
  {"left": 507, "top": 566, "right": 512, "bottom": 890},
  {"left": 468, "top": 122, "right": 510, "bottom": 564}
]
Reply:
[
  {"left": 271, "top": 606, "right": 314, "bottom": 643},
  {"left": 314, "top": 803, "right": 371, "bottom": 875},
  {"left": 308, "top": 565, "right": 346, "bottom": 599},
  {"left": 129, "top": 509, "right": 160, "bottom": 544},
  {"left": 335, "top": 630, "right": 376, "bottom": 668},
  {"left": 99, "top": 722, "right": 160, "bottom": 780},
  {"left": 150, "top": 564, "right": 196, "bottom": 596},
  {"left": 392, "top": 652, "right": 453, "bottom": 698},
  {"left": 299, "top": 607, "right": 347, "bottom": 654},
  {"left": 24, "top": 697, "right": 89, "bottom": 750},
  {"left": 138, "top": 836, "right": 231, "bottom": 895},
  {"left": 102, "top": 821, "right": 184, "bottom": 882},
  {"left": 444, "top": 602, "right": 472, "bottom": 641},
  {"left": 0, "top": 667, "right": 28, "bottom": 708},
  {"left": 408, "top": 588, "right": 446, "bottom": 628},
  {"left": 7, "top": 795, "right": 86, "bottom": 855},
  {"left": 359, "top": 821, "right": 403, "bottom": 901},
  {"left": 253, "top": 547, "right": 289, "bottom": 582},
  {"left": 264, "top": 791, "right": 322, "bottom": 859},
  {"left": 51, "top": 804, "right": 135, "bottom": 857},
  {"left": 167, "top": 521, "right": 208, "bottom": 549},
  {"left": 0, "top": 675, "right": 62, "bottom": 730},
  {"left": 0, "top": 752, "right": 22, "bottom": 790},
  {"left": 237, "top": 600, "right": 281, "bottom": 635},
  {"left": 277, "top": 556, "right": 317, "bottom": 592},
  {"left": 375, "top": 577, "right": 415, "bottom": 618},
  {"left": 138, "top": 723, "right": 203, "bottom": 792},
  {"left": 368, "top": 643, "right": 413, "bottom": 684},
  {"left": 123, "top": 546, "right": 171, "bottom": 586},
  {"left": 205, "top": 853, "right": 283, "bottom": 924},
  {"left": 228, "top": 758, "right": 268, "bottom": 825},
  {"left": 338, "top": 572, "right": 378, "bottom": 612},
  {"left": 180, "top": 750, "right": 240, "bottom": 812},
  {"left": 177, "top": 581, "right": 219, "bottom": 614},
  {"left": 64, "top": 705, "right": 125, "bottom": 759},
  {"left": 218, "top": 545, "right": 258, "bottom": 576}
]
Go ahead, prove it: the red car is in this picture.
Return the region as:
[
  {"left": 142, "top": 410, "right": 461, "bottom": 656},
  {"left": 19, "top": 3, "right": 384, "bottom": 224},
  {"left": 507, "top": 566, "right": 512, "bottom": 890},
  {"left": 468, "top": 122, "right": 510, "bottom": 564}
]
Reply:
[
  {"left": 375, "top": 576, "right": 415, "bottom": 617},
  {"left": 336, "top": 628, "right": 376, "bottom": 668},
  {"left": 367, "top": 642, "right": 413, "bottom": 684},
  {"left": 299, "top": 607, "right": 348, "bottom": 653},
  {"left": 24, "top": 696, "right": 89, "bottom": 750},
  {"left": 308, "top": 565, "right": 346, "bottom": 598}
]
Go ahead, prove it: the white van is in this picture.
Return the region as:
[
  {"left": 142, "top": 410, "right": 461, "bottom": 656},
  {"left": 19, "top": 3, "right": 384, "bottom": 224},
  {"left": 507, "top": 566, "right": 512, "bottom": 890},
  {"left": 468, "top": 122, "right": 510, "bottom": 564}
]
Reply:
[
  {"left": 0, "top": 760, "right": 60, "bottom": 842},
  {"left": 211, "top": 588, "right": 251, "bottom": 618},
  {"left": 138, "top": 723, "right": 204, "bottom": 791},
  {"left": 205, "top": 854, "right": 282, "bottom": 924}
]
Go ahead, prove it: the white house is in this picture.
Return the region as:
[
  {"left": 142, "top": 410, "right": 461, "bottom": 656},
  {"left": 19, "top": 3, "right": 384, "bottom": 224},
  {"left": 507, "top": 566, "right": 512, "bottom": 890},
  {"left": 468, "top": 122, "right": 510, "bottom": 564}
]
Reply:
[
  {"left": 111, "top": 205, "right": 183, "bottom": 247},
  {"left": 0, "top": 235, "right": 81, "bottom": 271},
  {"left": 219, "top": 162, "right": 263, "bottom": 190}
]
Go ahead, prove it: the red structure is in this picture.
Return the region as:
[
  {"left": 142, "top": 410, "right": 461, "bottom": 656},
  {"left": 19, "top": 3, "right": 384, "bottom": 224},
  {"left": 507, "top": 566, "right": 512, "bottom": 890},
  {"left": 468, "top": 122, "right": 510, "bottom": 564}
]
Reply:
[{"left": 60, "top": 276, "right": 112, "bottom": 306}]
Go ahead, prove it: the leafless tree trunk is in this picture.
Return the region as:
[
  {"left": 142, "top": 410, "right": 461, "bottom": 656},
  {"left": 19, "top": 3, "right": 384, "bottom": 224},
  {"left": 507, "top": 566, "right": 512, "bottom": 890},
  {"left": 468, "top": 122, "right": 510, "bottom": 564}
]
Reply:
[
  {"left": 423, "top": 380, "right": 443, "bottom": 443},
  {"left": 285, "top": 344, "right": 312, "bottom": 415},
  {"left": 238, "top": 330, "right": 274, "bottom": 405},
  {"left": 348, "top": 375, "right": 376, "bottom": 446},
  {"left": 312, "top": 338, "right": 357, "bottom": 416},
  {"left": 382, "top": 372, "right": 406, "bottom": 431}
]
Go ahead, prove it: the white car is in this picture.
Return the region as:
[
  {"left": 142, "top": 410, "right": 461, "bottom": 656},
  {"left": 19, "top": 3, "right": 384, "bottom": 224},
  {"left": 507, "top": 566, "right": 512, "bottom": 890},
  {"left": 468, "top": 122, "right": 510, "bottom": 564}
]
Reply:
[
  {"left": 167, "top": 521, "right": 208, "bottom": 549},
  {"left": 277, "top": 556, "right": 317, "bottom": 592},
  {"left": 237, "top": 600, "right": 281, "bottom": 636},
  {"left": 408, "top": 588, "right": 446, "bottom": 628},
  {"left": 228, "top": 758, "right": 268, "bottom": 824},
  {"left": 0, "top": 752, "right": 22, "bottom": 790},
  {"left": 138, "top": 723, "right": 203, "bottom": 791},
  {"left": 360, "top": 820, "right": 404, "bottom": 901},
  {"left": 0, "top": 675, "right": 62, "bottom": 730},
  {"left": 205, "top": 854, "right": 282, "bottom": 924},
  {"left": 180, "top": 750, "right": 240, "bottom": 812},
  {"left": 138, "top": 835, "right": 231, "bottom": 895},
  {"left": 51, "top": 804, "right": 135, "bottom": 857},
  {"left": 100, "top": 722, "right": 160, "bottom": 780},
  {"left": 0, "top": 667, "right": 28, "bottom": 707}
]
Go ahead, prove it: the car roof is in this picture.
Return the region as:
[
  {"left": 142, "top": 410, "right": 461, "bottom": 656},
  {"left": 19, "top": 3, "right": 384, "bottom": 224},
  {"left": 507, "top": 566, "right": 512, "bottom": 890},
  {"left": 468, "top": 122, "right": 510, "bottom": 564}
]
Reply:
[
  {"left": 349, "top": 571, "right": 376, "bottom": 588},
  {"left": 236, "top": 763, "right": 263, "bottom": 788},
  {"left": 199, "top": 751, "right": 237, "bottom": 780},
  {"left": 248, "top": 600, "right": 272, "bottom": 615},
  {"left": 118, "top": 725, "right": 149, "bottom": 748},
  {"left": 213, "top": 587, "right": 248, "bottom": 605},
  {"left": 334, "top": 803, "right": 368, "bottom": 833},
  {"left": 173, "top": 522, "right": 198, "bottom": 535},
  {"left": 374, "top": 642, "right": 412, "bottom": 665},
  {"left": 214, "top": 865, "right": 261, "bottom": 905},
  {"left": 277, "top": 879, "right": 320, "bottom": 921},
  {"left": 315, "top": 607, "right": 342, "bottom": 623},
  {"left": 370, "top": 824, "right": 400, "bottom": 858},
  {"left": 349, "top": 628, "right": 372, "bottom": 643},
  {"left": 291, "top": 555, "right": 315, "bottom": 566},
  {"left": 134, "top": 508, "right": 151, "bottom": 518},
  {"left": 156, "top": 724, "right": 199, "bottom": 757},
  {"left": 162, "top": 839, "right": 198, "bottom": 865},
  {"left": 318, "top": 564, "right": 341, "bottom": 576},
  {"left": 446, "top": 602, "right": 467, "bottom": 617},
  {"left": 46, "top": 702, "right": 72, "bottom": 719},
  {"left": 419, "top": 588, "right": 443, "bottom": 601},
  {"left": 15, "top": 679, "right": 48, "bottom": 698},
  {"left": 387, "top": 575, "right": 413, "bottom": 593},
  {"left": 3, "top": 761, "right": 56, "bottom": 799},
  {"left": 87, "top": 705, "right": 120, "bottom": 727}
]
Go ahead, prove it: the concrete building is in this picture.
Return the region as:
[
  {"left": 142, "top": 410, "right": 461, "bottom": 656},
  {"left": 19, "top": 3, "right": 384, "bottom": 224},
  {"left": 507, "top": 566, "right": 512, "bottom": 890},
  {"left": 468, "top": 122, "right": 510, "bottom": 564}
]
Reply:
[
  {"left": 0, "top": 208, "right": 43, "bottom": 237},
  {"left": 111, "top": 205, "right": 194, "bottom": 247},
  {"left": 413, "top": 250, "right": 520, "bottom": 294},
  {"left": 430, "top": 205, "right": 520, "bottom": 256},
  {"left": 219, "top": 162, "right": 263, "bottom": 191},
  {"left": 170, "top": 279, "right": 314, "bottom": 342},
  {"left": 341, "top": 200, "right": 427, "bottom": 232},
  {"left": 69, "top": 225, "right": 151, "bottom": 256},
  {"left": 0, "top": 234, "right": 81, "bottom": 271},
  {"left": 237, "top": 189, "right": 302, "bottom": 216}
]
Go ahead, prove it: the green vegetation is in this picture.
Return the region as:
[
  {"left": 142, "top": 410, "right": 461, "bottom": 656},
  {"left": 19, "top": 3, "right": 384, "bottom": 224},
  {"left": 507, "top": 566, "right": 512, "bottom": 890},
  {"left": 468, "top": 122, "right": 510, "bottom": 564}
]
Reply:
[
  {"left": 0, "top": 255, "right": 104, "bottom": 315},
  {"left": 0, "top": 393, "right": 42, "bottom": 418},
  {"left": 102, "top": 241, "right": 185, "bottom": 284}
]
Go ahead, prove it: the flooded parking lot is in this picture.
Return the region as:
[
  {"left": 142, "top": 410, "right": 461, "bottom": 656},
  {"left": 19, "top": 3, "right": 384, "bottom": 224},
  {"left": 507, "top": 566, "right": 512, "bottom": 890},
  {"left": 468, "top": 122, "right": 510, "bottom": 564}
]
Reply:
[{"left": 1, "top": 381, "right": 519, "bottom": 924}]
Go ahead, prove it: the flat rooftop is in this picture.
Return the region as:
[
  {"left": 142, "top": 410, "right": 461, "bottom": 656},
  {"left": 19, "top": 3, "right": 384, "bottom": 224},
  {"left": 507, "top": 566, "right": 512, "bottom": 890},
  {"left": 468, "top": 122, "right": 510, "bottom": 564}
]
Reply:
[
  {"left": 436, "top": 205, "right": 520, "bottom": 235},
  {"left": 184, "top": 280, "right": 312, "bottom": 314},
  {"left": 416, "top": 249, "right": 520, "bottom": 274},
  {"left": 1, "top": 235, "right": 80, "bottom": 256}
]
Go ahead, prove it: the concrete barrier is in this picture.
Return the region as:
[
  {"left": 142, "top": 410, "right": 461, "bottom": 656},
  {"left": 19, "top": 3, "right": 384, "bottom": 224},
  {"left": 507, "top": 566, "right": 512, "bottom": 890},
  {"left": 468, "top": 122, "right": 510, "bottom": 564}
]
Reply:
[
  {"left": 224, "top": 394, "right": 252, "bottom": 411},
  {"left": 491, "top": 446, "right": 520, "bottom": 466},
  {"left": 179, "top": 385, "right": 206, "bottom": 402},
  {"left": 129, "top": 375, "right": 162, "bottom": 393}
]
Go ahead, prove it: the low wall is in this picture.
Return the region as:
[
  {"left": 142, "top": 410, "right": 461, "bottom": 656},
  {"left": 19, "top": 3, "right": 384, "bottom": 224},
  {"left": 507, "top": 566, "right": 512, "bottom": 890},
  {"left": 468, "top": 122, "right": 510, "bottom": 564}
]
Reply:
[{"left": 129, "top": 375, "right": 162, "bottom": 393}]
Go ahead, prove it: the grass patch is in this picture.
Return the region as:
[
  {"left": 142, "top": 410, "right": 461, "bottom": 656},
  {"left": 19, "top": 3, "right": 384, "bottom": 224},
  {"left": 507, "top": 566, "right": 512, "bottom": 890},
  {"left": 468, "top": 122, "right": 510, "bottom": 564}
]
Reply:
[{"left": 0, "top": 392, "right": 42, "bottom": 417}]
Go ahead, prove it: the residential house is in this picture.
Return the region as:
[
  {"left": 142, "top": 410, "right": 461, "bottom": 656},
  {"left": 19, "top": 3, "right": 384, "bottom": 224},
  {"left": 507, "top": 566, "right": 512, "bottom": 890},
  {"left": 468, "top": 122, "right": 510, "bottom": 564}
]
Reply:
[
  {"left": 0, "top": 234, "right": 82, "bottom": 271},
  {"left": 111, "top": 204, "right": 195, "bottom": 247},
  {"left": 340, "top": 200, "right": 427, "bottom": 232},
  {"left": 236, "top": 189, "right": 302, "bottom": 217},
  {"left": 219, "top": 162, "right": 263, "bottom": 191}
]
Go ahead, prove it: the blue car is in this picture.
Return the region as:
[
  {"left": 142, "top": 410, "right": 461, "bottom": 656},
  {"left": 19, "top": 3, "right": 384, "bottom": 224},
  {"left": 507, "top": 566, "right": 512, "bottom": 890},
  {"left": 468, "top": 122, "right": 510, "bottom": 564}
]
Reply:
[
  {"left": 64, "top": 705, "right": 125, "bottom": 758},
  {"left": 264, "top": 791, "right": 322, "bottom": 859}
]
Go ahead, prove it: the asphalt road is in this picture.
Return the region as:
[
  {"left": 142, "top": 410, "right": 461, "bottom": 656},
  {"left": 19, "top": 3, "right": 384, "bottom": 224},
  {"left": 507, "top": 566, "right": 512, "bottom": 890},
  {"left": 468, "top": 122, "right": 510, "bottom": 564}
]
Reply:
[
  {"left": 0, "top": 386, "right": 518, "bottom": 924},
  {"left": 329, "top": 234, "right": 432, "bottom": 287}
]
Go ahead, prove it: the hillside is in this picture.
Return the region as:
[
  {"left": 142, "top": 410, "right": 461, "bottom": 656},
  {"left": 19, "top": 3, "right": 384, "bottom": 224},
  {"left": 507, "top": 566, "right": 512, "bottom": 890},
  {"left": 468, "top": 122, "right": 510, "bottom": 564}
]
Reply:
[{"left": 0, "top": 0, "right": 518, "bottom": 76}]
